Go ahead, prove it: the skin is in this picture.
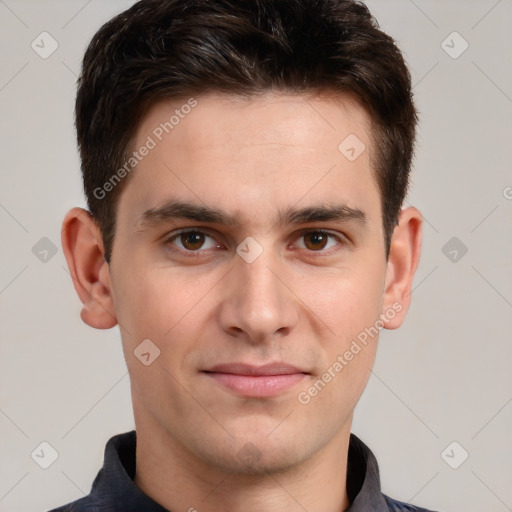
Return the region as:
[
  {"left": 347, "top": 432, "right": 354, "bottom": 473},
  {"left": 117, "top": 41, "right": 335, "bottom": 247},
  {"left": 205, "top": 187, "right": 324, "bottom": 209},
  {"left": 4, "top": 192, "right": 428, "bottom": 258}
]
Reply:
[{"left": 61, "top": 91, "right": 422, "bottom": 512}]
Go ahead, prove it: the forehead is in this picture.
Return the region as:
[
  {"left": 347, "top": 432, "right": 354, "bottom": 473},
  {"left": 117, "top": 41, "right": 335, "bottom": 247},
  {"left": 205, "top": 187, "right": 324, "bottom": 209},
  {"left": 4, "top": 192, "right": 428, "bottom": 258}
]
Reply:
[
  {"left": 137, "top": 91, "right": 372, "bottom": 152},
  {"left": 118, "top": 91, "right": 380, "bottom": 229}
]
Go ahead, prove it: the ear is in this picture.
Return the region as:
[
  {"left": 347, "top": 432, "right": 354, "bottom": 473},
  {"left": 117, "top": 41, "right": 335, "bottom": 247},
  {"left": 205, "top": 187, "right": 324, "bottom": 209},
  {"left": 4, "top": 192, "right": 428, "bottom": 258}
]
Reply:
[
  {"left": 381, "top": 206, "right": 422, "bottom": 330},
  {"left": 61, "top": 207, "right": 118, "bottom": 329}
]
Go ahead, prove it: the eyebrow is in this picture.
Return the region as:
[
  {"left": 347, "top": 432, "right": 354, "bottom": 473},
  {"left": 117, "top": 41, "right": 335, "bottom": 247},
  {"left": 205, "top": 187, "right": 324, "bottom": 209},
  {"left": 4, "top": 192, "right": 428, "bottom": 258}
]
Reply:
[{"left": 136, "top": 199, "right": 366, "bottom": 231}]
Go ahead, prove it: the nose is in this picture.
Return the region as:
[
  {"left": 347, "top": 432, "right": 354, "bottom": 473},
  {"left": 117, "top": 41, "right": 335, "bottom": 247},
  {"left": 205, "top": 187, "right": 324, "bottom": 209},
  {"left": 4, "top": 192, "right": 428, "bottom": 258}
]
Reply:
[{"left": 218, "top": 244, "right": 299, "bottom": 345}]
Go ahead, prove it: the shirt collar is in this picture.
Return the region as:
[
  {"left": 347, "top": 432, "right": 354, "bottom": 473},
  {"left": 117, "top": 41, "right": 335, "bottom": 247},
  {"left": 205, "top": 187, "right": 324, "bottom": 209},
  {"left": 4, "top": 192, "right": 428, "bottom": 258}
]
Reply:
[{"left": 87, "top": 430, "right": 390, "bottom": 511}]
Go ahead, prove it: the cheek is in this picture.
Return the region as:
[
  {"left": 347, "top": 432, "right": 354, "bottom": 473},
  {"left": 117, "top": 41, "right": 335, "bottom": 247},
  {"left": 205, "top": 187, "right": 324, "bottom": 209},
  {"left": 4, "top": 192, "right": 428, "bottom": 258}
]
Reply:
[
  {"left": 113, "top": 266, "right": 217, "bottom": 353},
  {"left": 299, "top": 272, "right": 382, "bottom": 414},
  {"left": 304, "top": 265, "right": 385, "bottom": 343},
  {"left": 113, "top": 268, "right": 216, "bottom": 411}
]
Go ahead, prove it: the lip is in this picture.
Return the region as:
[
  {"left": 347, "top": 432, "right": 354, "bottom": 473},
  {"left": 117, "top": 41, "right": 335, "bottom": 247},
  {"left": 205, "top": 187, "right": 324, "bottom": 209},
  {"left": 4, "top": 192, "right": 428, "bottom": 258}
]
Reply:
[{"left": 203, "top": 362, "right": 308, "bottom": 398}]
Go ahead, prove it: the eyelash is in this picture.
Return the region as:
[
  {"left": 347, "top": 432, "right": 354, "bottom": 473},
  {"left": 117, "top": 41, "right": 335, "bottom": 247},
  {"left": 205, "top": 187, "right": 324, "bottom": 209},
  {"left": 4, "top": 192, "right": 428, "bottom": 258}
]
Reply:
[{"left": 164, "top": 228, "right": 348, "bottom": 258}]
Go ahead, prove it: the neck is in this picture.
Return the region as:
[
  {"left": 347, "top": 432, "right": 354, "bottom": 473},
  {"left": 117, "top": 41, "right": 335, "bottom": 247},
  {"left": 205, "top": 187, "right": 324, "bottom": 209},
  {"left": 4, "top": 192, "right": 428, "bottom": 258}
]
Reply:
[{"left": 133, "top": 411, "right": 352, "bottom": 512}]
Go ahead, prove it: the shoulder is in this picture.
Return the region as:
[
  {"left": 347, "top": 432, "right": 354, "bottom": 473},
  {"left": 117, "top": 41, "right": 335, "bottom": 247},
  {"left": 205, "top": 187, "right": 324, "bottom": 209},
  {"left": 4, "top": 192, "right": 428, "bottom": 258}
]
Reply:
[
  {"left": 383, "top": 493, "right": 440, "bottom": 512},
  {"left": 46, "top": 496, "right": 95, "bottom": 512}
]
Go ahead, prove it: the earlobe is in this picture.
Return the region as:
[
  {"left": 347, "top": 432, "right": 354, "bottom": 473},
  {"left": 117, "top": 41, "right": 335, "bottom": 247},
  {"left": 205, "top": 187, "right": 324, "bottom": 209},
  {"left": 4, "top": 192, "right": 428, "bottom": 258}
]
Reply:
[
  {"left": 381, "top": 206, "right": 422, "bottom": 330},
  {"left": 61, "top": 207, "right": 118, "bottom": 329}
]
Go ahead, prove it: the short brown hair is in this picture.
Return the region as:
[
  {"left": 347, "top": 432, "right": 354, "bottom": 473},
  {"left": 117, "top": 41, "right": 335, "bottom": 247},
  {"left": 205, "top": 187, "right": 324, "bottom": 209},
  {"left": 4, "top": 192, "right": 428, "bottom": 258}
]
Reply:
[{"left": 76, "top": 0, "right": 417, "bottom": 263}]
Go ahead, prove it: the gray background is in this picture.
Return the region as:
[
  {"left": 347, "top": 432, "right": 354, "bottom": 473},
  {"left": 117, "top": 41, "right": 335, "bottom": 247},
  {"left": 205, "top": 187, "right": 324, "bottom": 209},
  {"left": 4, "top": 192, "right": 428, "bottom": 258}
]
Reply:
[{"left": 1, "top": 1, "right": 511, "bottom": 511}]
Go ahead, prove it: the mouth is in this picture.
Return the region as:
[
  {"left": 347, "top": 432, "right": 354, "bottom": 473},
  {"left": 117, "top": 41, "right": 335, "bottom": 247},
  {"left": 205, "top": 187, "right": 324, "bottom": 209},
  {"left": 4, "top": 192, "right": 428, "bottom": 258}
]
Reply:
[{"left": 202, "top": 362, "right": 309, "bottom": 398}]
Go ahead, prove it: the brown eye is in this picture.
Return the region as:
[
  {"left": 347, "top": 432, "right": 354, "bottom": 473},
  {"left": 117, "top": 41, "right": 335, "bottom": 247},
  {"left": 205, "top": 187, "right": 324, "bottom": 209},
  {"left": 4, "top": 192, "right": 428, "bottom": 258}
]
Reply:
[
  {"left": 166, "top": 229, "right": 220, "bottom": 255},
  {"left": 180, "top": 231, "right": 205, "bottom": 250},
  {"left": 303, "top": 232, "right": 329, "bottom": 250}
]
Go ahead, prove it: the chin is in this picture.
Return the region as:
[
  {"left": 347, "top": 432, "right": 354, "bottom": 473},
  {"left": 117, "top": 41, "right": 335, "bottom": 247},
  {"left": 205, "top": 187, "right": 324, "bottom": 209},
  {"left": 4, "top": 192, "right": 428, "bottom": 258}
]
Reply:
[
  {"left": 193, "top": 429, "right": 310, "bottom": 476},
  {"left": 214, "top": 443, "right": 307, "bottom": 476}
]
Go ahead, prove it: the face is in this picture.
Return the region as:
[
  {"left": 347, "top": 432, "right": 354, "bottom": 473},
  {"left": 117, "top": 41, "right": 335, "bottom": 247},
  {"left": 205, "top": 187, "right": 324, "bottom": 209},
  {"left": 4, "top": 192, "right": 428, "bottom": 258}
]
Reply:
[{"left": 104, "top": 92, "right": 398, "bottom": 473}]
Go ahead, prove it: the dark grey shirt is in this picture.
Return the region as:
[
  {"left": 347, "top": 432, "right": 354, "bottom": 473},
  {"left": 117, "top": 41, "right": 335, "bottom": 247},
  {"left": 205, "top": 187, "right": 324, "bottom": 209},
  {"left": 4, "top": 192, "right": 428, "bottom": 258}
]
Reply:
[{"left": 48, "top": 430, "right": 438, "bottom": 511}]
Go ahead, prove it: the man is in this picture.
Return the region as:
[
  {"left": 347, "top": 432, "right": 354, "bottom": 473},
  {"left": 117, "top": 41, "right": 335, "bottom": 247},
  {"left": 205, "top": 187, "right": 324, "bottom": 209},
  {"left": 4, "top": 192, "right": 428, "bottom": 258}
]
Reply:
[{"left": 52, "top": 0, "right": 435, "bottom": 510}]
